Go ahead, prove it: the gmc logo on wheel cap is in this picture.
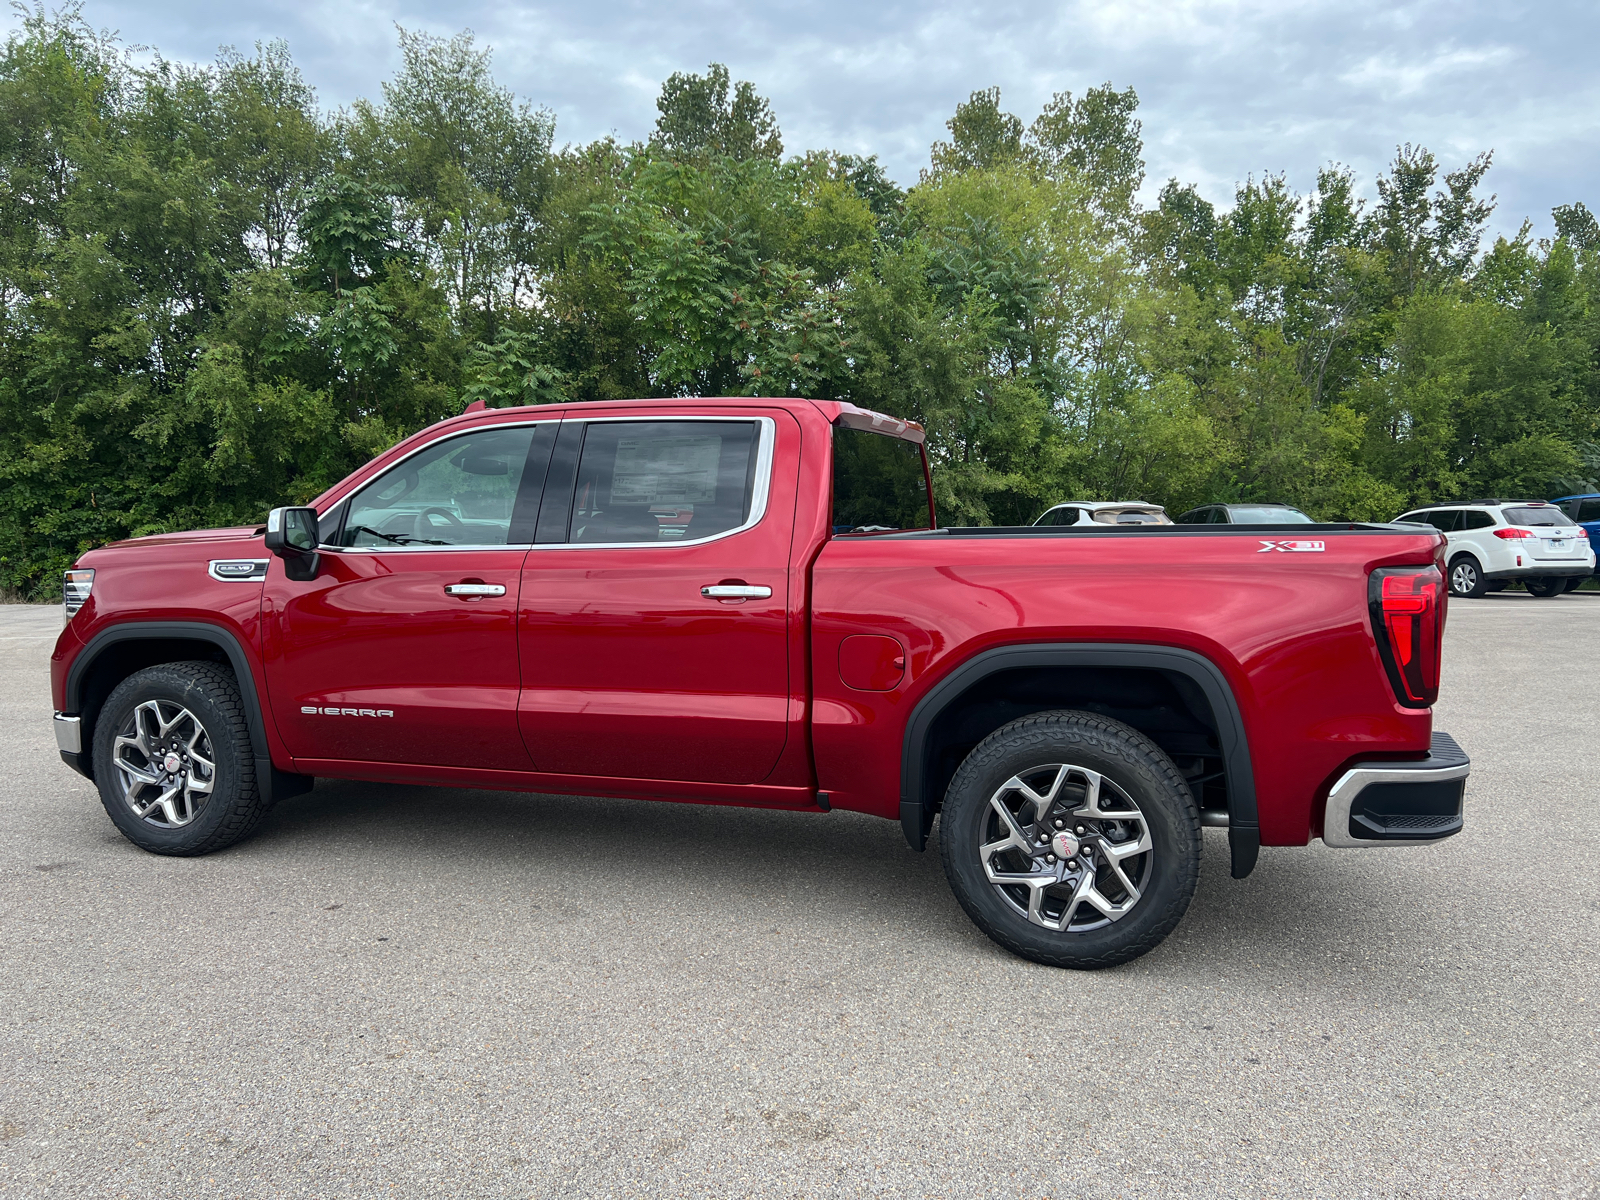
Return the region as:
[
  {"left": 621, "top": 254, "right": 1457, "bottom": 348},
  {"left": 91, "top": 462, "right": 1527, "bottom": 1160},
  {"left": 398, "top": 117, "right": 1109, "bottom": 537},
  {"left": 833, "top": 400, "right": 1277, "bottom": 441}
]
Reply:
[{"left": 1258, "top": 539, "right": 1326, "bottom": 553}]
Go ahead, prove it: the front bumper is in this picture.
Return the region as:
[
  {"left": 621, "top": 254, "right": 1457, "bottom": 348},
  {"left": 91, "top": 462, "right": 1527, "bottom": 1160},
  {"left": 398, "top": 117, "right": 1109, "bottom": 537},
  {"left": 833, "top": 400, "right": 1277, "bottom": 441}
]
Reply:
[
  {"left": 53, "top": 712, "right": 91, "bottom": 778},
  {"left": 1323, "top": 731, "right": 1468, "bottom": 848},
  {"left": 53, "top": 712, "right": 81, "bottom": 753}
]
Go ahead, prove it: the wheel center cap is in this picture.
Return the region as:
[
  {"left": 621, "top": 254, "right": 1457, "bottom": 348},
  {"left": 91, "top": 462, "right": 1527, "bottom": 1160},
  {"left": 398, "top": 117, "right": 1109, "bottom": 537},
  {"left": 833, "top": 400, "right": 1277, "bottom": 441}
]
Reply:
[
  {"left": 1050, "top": 831, "right": 1080, "bottom": 859},
  {"left": 163, "top": 753, "right": 181, "bottom": 774}
]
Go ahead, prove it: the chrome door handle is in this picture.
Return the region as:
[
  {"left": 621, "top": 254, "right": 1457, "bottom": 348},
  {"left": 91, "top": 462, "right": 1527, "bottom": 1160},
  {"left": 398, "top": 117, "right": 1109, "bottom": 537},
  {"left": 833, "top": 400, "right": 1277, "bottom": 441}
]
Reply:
[
  {"left": 701, "top": 585, "right": 772, "bottom": 599},
  {"left": 444, "top": 583, "right": 506, "bottom": 596}
]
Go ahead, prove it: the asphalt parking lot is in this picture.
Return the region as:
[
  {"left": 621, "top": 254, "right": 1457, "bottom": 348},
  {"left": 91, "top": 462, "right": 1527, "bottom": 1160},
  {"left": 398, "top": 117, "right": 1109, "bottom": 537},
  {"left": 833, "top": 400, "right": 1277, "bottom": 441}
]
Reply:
[{"left": 1, "top": 595, "right": 1597, "bottom": 1199}]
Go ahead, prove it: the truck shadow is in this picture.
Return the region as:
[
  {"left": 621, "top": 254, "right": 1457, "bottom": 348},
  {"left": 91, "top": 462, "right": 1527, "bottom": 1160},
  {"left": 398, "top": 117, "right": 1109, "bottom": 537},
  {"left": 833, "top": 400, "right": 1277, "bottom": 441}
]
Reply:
[{"left": 259, "top": 780, "right": 1464, "bottom": 978}]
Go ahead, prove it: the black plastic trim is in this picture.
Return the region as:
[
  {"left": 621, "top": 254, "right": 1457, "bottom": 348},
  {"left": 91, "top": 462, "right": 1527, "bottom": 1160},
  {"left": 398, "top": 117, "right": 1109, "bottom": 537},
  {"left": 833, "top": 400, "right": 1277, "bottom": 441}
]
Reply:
[
  {"left": 899, "top": 642, "right": 1260, "bottom": 878},
  {"left": 63, "top": 620, "right": 311, "bottom": 804},
  {"left": 534, "top": 420, "right": 584, "bottom": 544},
  {"left": 1482, "top": 566, "right": 1593, "bottom": 580}
]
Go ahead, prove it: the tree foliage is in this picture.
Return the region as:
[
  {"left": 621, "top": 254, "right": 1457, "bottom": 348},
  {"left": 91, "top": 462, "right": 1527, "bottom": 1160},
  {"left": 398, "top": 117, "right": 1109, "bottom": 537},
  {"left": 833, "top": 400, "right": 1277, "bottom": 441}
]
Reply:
[{"left": 2, "top": 10, "right": 1597, "bottom": 597}]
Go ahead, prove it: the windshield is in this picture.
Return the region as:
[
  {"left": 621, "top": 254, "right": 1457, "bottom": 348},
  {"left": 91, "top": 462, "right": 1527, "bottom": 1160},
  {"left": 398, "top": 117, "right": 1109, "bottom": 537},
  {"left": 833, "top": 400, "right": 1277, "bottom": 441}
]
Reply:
[
  {"left": 1228, "top": 506, "right": 1313, "bottom": 524},
  {"left": 1504, "top": 505, "right": 1577, "bottom": 528}
]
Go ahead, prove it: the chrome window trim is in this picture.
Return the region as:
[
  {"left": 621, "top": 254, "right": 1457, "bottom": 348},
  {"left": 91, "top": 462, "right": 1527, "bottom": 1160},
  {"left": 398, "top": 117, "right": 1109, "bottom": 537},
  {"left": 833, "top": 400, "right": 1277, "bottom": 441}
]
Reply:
[
  {"left": 325, "top": 543, "right": 536, "bottom": 555},
  {"left": 312, "top": 412, "right": 776, "bottom": 554},
  {"left": 208, "top": 559, "right": 270, "bottom": 582},
  {"left": 530, "top": 414, "right": 777, "bottom": 552}
]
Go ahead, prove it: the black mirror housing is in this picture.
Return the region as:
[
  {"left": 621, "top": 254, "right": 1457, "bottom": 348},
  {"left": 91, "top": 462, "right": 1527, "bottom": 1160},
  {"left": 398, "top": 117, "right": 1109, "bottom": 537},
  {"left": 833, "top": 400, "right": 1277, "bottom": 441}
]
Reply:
[{"left": 264, "top": 506, "right": 321, "bottom": 580}]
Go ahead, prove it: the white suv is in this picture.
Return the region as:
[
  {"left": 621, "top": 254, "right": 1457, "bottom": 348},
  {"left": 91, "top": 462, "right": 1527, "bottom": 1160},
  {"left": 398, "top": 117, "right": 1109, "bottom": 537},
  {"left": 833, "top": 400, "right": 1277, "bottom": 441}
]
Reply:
[
  {"left": 1394, "top": 500, "right": 1596, "bottom": 598},
  {"left": 1034, "top": 501, "right": 1170, "bottom": 526}
]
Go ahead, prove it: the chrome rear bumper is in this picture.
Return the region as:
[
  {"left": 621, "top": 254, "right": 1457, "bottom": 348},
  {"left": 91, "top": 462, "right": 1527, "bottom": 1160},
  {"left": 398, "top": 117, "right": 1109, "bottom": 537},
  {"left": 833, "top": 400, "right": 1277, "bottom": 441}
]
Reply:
[{"left": 1323, "top": 731, "right": 1469, "bottom": 848}]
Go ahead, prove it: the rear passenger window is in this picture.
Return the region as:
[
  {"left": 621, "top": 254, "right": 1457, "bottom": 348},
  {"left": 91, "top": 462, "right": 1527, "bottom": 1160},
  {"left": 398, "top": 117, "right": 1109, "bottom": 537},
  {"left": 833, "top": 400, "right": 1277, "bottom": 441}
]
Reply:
[
  {"left": 1577, "top": 500, "right": 1600, "bottom": 522},
  {"left": 1459, "top": 510, "right": 1494, "bottom": 530},
  {"left": 568, "top": 421, "right": 763, "bottom": 544},
  {"left": 1427, "top": 510, "right": 1462, "bottom": 532}
]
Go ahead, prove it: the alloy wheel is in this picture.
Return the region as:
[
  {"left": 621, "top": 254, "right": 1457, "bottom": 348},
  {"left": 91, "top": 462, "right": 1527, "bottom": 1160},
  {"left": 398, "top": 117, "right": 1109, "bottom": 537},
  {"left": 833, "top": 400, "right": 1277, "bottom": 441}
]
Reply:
[
  {"left": 111, "top": 700, "right": 217, "bottom": 827},
  {"left": 978, "top": 763, "right": 1154, "bottom": 933},
  {"left": 1451, "top": 561, "right": 1478, "bottom": 596}
]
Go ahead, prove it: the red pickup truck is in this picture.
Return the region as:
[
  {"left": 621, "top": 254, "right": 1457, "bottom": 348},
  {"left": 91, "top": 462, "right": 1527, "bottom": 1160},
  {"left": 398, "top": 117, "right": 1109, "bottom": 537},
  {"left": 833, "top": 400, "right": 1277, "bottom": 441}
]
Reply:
[{"left": 51, "top": 397, "right": 1468, "bottom": 968}]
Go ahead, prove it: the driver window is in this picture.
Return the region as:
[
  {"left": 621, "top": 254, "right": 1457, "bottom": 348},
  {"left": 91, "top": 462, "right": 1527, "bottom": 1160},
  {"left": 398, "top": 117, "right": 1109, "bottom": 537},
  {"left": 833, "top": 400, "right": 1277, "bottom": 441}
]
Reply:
[{"left": 338, "top": 425, "right": 538, "bottom": 548}]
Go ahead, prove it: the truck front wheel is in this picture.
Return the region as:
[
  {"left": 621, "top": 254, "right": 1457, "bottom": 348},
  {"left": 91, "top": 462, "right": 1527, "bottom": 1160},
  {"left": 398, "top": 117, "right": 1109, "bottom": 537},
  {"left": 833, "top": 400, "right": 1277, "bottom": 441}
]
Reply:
[
  {"left": 92, "top": 662, "right": 267, "bottom": 856},
  {"left": 939, "top": 711, "right": 1201, "bottom": 969}
]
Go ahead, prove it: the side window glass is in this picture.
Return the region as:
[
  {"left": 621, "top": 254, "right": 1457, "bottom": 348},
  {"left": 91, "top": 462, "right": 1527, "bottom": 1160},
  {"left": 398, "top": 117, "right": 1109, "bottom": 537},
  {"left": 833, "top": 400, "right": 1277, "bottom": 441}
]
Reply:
[
  {"left": 1460, "top": 510, "right": 1494, "bottom": 530},
  {"left": 1210, "top": 509, "right": 1229, "bottom": 524},
  {"left": 1579, "top": 499, "right": 1600, "bottom": 523},
  {"left": 831, "top": 425, "right": 932, "bottom": 533},
  {"left": 569, "top": 421, "right": 762, "bottom": 544},
  {"left": 339, "top": 425, "right": 539, "bottom": 548},
  {"left": 1396, "top": 511, "right": 1427, "bottom": 524},
  {"left": 1429, "top": 510, "right": 1462, "bottom": 533}
]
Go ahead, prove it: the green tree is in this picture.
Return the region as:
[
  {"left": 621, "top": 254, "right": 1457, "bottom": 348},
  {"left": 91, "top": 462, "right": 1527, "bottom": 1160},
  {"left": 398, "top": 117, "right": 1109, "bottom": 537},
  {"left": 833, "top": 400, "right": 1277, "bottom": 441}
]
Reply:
[{"left": 652, "top": 63, "right": 782, "bottom": 162}]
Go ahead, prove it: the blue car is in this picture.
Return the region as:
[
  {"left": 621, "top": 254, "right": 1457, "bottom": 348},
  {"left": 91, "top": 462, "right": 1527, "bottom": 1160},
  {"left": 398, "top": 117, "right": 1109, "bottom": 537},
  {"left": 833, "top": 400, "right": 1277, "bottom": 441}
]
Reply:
[{"left": 1553, "top": 494, "right": 1600, "bottom": 576}]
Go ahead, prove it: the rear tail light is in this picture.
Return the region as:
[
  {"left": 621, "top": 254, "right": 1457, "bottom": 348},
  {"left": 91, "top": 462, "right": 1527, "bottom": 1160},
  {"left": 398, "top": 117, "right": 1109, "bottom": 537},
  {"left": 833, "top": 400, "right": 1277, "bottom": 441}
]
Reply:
[
  {"left": 1369, "top": 566, "right": 1445, "bottom": 708},
  {"left": 63, "top": 568, "right": 94, "bottom": 619},
  {"left": 1493, "top": 527, "right": 1533, "bottom": 539}
]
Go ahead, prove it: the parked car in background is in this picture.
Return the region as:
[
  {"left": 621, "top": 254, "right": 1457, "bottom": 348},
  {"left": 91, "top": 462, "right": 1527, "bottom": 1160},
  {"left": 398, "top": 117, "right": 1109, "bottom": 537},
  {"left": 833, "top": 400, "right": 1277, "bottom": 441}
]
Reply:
[
  {"left": 1032, "top": 501, "right": 1171, "bottom": 526},
  {"left": 1176, "top": 503, "right": 1314, "bottom": 524},
  {"left": 1554, "top": 494, "right": 1600, "bottom": 577},
  {"left": 1394, "top": 499, "right": 1596, "bottom": 598}
]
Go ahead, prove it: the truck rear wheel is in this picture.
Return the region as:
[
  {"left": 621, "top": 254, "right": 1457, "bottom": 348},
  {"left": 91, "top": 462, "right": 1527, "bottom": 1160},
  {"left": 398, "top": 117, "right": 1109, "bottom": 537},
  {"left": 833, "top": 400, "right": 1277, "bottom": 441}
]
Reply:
[
  {"left": 92, "top": 662, "right": 267, "bottom": 856},
  {"left": 938, "top": 711, "right": 1200, "bottom": 969}
]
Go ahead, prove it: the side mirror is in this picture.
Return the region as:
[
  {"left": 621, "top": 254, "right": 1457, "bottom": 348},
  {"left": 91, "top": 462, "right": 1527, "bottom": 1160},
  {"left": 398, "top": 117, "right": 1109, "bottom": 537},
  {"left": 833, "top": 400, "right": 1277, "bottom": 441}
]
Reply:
[{"left": 264, "top": 507, "right": 321, "bottom": 581}]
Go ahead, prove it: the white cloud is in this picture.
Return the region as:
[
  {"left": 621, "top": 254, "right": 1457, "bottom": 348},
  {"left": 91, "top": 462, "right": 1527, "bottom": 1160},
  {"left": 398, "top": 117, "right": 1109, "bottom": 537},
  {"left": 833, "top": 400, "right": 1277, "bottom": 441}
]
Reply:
[{"left": 37, "top": 0, "right": 1600, "bottom": 238}]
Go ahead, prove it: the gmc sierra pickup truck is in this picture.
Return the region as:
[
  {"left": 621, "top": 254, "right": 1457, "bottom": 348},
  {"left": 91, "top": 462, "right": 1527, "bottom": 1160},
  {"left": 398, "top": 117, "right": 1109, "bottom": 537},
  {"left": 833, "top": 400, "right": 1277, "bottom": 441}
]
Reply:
[{"left": 51, "top": 397, "right": 1469, "bottom": 968}]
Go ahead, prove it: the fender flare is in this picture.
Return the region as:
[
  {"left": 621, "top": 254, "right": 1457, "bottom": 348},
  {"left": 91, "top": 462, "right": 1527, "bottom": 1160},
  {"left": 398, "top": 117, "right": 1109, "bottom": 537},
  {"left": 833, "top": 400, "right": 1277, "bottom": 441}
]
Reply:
[
  {"left": 64, "top": 620, "right": 311, "bottom": 805},
  {"left": 898, "top": 642, "right": 1260, "bottom": 878}
]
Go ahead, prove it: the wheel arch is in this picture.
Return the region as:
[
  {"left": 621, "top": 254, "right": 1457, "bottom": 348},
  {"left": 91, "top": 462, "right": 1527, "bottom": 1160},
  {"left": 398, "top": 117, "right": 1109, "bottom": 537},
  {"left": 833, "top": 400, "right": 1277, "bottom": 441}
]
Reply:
[
  {"left": 63, "top": 621, "right": 310, "bottom": 804},
  {"left": 899, "top": 643, "right": 1259, "bottom": 878}
]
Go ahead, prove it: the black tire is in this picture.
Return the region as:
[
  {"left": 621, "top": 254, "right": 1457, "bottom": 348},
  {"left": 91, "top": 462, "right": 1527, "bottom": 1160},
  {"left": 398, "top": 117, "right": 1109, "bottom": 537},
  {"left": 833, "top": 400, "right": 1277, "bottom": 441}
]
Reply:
[
  {"left": 1563, "top": 576, "right": 1587, "bottom": 594},
  {"left": 938, "top": 710, "right": 1200, "bottom": 970},
  {"left": 1487, "top": 581, "right": 1508, "bottom": 593},
  {"left": 92, "top": 661, "right": 266, "bottom": 856},
  {"left": 1448, "top": 555, "right": 1487, "bottom": 598},
  {"left": 1527, "top": 577, "right": 1566, "bottom": 598}
]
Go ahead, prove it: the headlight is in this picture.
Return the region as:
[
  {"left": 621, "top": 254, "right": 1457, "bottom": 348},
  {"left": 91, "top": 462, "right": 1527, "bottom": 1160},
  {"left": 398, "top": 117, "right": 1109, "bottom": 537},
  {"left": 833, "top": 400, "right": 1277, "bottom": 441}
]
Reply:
[{"left": 63, "top": 569, "right": 94, "bottom": 619}]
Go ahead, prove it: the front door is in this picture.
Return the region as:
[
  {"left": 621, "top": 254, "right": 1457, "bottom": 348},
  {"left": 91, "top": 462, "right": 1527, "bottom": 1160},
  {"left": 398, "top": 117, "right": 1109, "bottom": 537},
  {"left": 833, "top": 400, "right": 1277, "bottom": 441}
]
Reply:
[
  {"left": 261, "top": 419, "right": 556, "bottom": 772},
  {"left": 516, "top": 412, "right": 797, "bottom": 785}
]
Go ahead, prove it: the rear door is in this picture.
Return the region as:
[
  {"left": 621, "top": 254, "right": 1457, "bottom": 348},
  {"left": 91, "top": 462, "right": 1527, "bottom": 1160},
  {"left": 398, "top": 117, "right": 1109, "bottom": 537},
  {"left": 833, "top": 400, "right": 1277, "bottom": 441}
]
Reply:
[
  {"left": 261, "top": 418, "right": 557, "bottom": 772},
  {"left": 516, "top": 410, "right": 800, "bottom": 785}
]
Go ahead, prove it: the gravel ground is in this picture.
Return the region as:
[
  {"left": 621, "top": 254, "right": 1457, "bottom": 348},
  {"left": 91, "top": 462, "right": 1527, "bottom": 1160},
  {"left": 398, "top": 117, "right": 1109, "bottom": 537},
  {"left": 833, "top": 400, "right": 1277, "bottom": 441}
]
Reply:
[{"left": 1, "top": 595, "right": 1596, "bottom": 1199}]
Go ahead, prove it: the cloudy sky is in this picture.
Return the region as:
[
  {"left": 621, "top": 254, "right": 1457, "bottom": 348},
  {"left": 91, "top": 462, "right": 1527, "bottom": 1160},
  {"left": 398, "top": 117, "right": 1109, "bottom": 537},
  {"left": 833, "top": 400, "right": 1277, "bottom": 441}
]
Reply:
[{"left": 35, "top": 0, "right": 1599, "bottom": 239}]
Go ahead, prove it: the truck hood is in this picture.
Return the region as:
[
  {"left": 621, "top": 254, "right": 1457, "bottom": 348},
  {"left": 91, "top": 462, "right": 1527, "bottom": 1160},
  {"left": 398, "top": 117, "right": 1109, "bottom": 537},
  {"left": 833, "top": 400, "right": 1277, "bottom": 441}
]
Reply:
[{"left": 101, "top": 525, "right": 263, "bottom": 550}]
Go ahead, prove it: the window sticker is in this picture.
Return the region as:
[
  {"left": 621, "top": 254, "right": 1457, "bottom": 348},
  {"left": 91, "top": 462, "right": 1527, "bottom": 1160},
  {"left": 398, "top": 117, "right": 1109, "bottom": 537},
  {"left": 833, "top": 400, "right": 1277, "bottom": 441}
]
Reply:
[{"left": 610, "top": 436, "right": 722, "bottom": 505}]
